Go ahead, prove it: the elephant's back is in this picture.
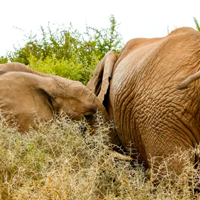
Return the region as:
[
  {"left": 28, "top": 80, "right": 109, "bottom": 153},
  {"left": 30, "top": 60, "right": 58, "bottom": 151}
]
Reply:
[{"left": 110, "top": 27, "right": 200, "bottom": 165}]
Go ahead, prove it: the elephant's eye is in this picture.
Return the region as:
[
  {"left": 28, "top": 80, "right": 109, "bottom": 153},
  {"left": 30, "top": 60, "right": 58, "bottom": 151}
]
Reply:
[{"left": 84, "top": 114, "right": 93, "bottom": 122}]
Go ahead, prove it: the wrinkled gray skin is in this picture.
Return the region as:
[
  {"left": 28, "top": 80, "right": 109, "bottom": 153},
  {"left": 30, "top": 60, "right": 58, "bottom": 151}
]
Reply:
[
  {"left": 87, "top": 27, "right": 200, "bottom": 171},
  {"left": 0, "top": 62, "right": 108, "bottom": 132}
]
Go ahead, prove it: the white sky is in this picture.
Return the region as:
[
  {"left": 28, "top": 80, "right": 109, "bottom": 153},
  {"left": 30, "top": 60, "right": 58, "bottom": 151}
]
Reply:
[{"left": 0, "top": 0, "right": 200, "bottom": 56}]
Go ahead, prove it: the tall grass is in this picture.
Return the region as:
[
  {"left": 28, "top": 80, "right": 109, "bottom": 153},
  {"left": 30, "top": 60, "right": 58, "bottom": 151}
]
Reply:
[{"left": 0, "top": 113, "right": 200, "bottom": 199}]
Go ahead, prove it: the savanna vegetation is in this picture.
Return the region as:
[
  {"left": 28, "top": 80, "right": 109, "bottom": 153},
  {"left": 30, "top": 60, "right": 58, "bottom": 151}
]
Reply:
[
  {"left": 1, "top": 113, "right": 200, "bottom": 199},
  {"left": 1, "top": 16, "right": 200, "bottom": 199}
]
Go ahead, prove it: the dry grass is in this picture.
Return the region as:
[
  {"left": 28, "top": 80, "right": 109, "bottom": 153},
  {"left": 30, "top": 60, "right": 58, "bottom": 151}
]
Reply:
[{"left": 0, "top": 113, "right": 200, "bottom": 200}]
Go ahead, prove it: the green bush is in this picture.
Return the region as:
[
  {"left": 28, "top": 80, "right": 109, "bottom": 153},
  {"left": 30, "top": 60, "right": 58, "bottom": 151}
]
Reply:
[
  {"left": 27, "top": 54, "right": 88, "bottom": 84},
  {"left": 0, "top": 56, "right": 8, "bottom": 64},
  {"left": 194, "top": 17, "right": 200, "bottom": 32},
  {"left": 1, "top": 15, "right": 123, "bottom": 84}
]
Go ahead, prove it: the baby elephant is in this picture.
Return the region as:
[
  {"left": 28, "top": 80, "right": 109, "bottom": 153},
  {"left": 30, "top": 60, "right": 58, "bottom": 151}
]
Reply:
[{"left": 0, "top": 62, "right": 108, "bottom": 132}]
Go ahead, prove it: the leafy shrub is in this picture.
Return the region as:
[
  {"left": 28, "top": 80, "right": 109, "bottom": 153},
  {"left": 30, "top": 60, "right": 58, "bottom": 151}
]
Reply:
[
  {"left": 194, "top": 17, "right": 200, "bottom": 32},
  {"left": 0, "top": 56, "right": 8, "bottom": 64},
  {"left": 1, "top": 15, "right": 123, "bottom": 84},
  {"left": 27, "top": 54, "right": 88, "bottom": 84}
]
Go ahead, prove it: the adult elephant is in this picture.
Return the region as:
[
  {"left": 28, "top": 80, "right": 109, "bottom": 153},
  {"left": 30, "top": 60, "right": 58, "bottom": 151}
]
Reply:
[
  {"left": 87, "top": 27, "right": 200, "bottom": 170},
  {"left": 0, "top": 62, "right": 108, "bottom": 132}
]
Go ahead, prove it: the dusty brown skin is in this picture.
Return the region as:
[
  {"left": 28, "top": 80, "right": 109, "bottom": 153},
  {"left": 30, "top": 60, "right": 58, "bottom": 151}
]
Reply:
[
  {"left": 0, "top": 62, "right": 108, "bottom": 132},
  {"left": 87, "top": 27, "right": 200, "bottom": 170}
]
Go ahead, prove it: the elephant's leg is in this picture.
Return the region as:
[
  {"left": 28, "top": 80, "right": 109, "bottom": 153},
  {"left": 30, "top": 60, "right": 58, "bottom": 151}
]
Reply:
[
  {"left": 108, "top": 127, "right": 125, "bottom": 152},
  {"left": 143, "top": 132, "right": 195, "bottom": 176}
]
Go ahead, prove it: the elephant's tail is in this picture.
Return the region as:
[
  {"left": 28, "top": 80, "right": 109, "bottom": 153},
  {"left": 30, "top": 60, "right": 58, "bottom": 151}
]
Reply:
[{"left": 177, "top": 70, "right": 200, "bottom": 89}]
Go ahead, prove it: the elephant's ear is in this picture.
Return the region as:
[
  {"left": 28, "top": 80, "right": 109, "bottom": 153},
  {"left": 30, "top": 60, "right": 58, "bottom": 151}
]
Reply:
[
  {"left": 36, "top": 76, "right": 60, "bottom": 113},
  {"left": 87, "top": 51, "right": 118, "bottom": 103}
]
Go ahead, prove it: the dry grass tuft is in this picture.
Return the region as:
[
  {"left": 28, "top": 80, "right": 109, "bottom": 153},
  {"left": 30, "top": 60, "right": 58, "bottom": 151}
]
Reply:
[{"left": 0, "top": 113, "right": 200, "bottom": 199}]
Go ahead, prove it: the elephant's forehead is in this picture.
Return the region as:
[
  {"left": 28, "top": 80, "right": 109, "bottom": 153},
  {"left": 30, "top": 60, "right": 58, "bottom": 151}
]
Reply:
[
  {"left": 56, "top": 81, "right": 95, "bottom": 102},
  {"left": 55, "top": 79, "right": 86, "bottom": 94}
]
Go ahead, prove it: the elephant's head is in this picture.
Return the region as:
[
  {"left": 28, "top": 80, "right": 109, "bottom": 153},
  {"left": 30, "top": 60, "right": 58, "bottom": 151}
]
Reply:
[
  {"left": 39, "top": 75, "right": 109, "bottom": 122},
  {"left": 0, "top": 62, "right": 109, "bottom": 131}
]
